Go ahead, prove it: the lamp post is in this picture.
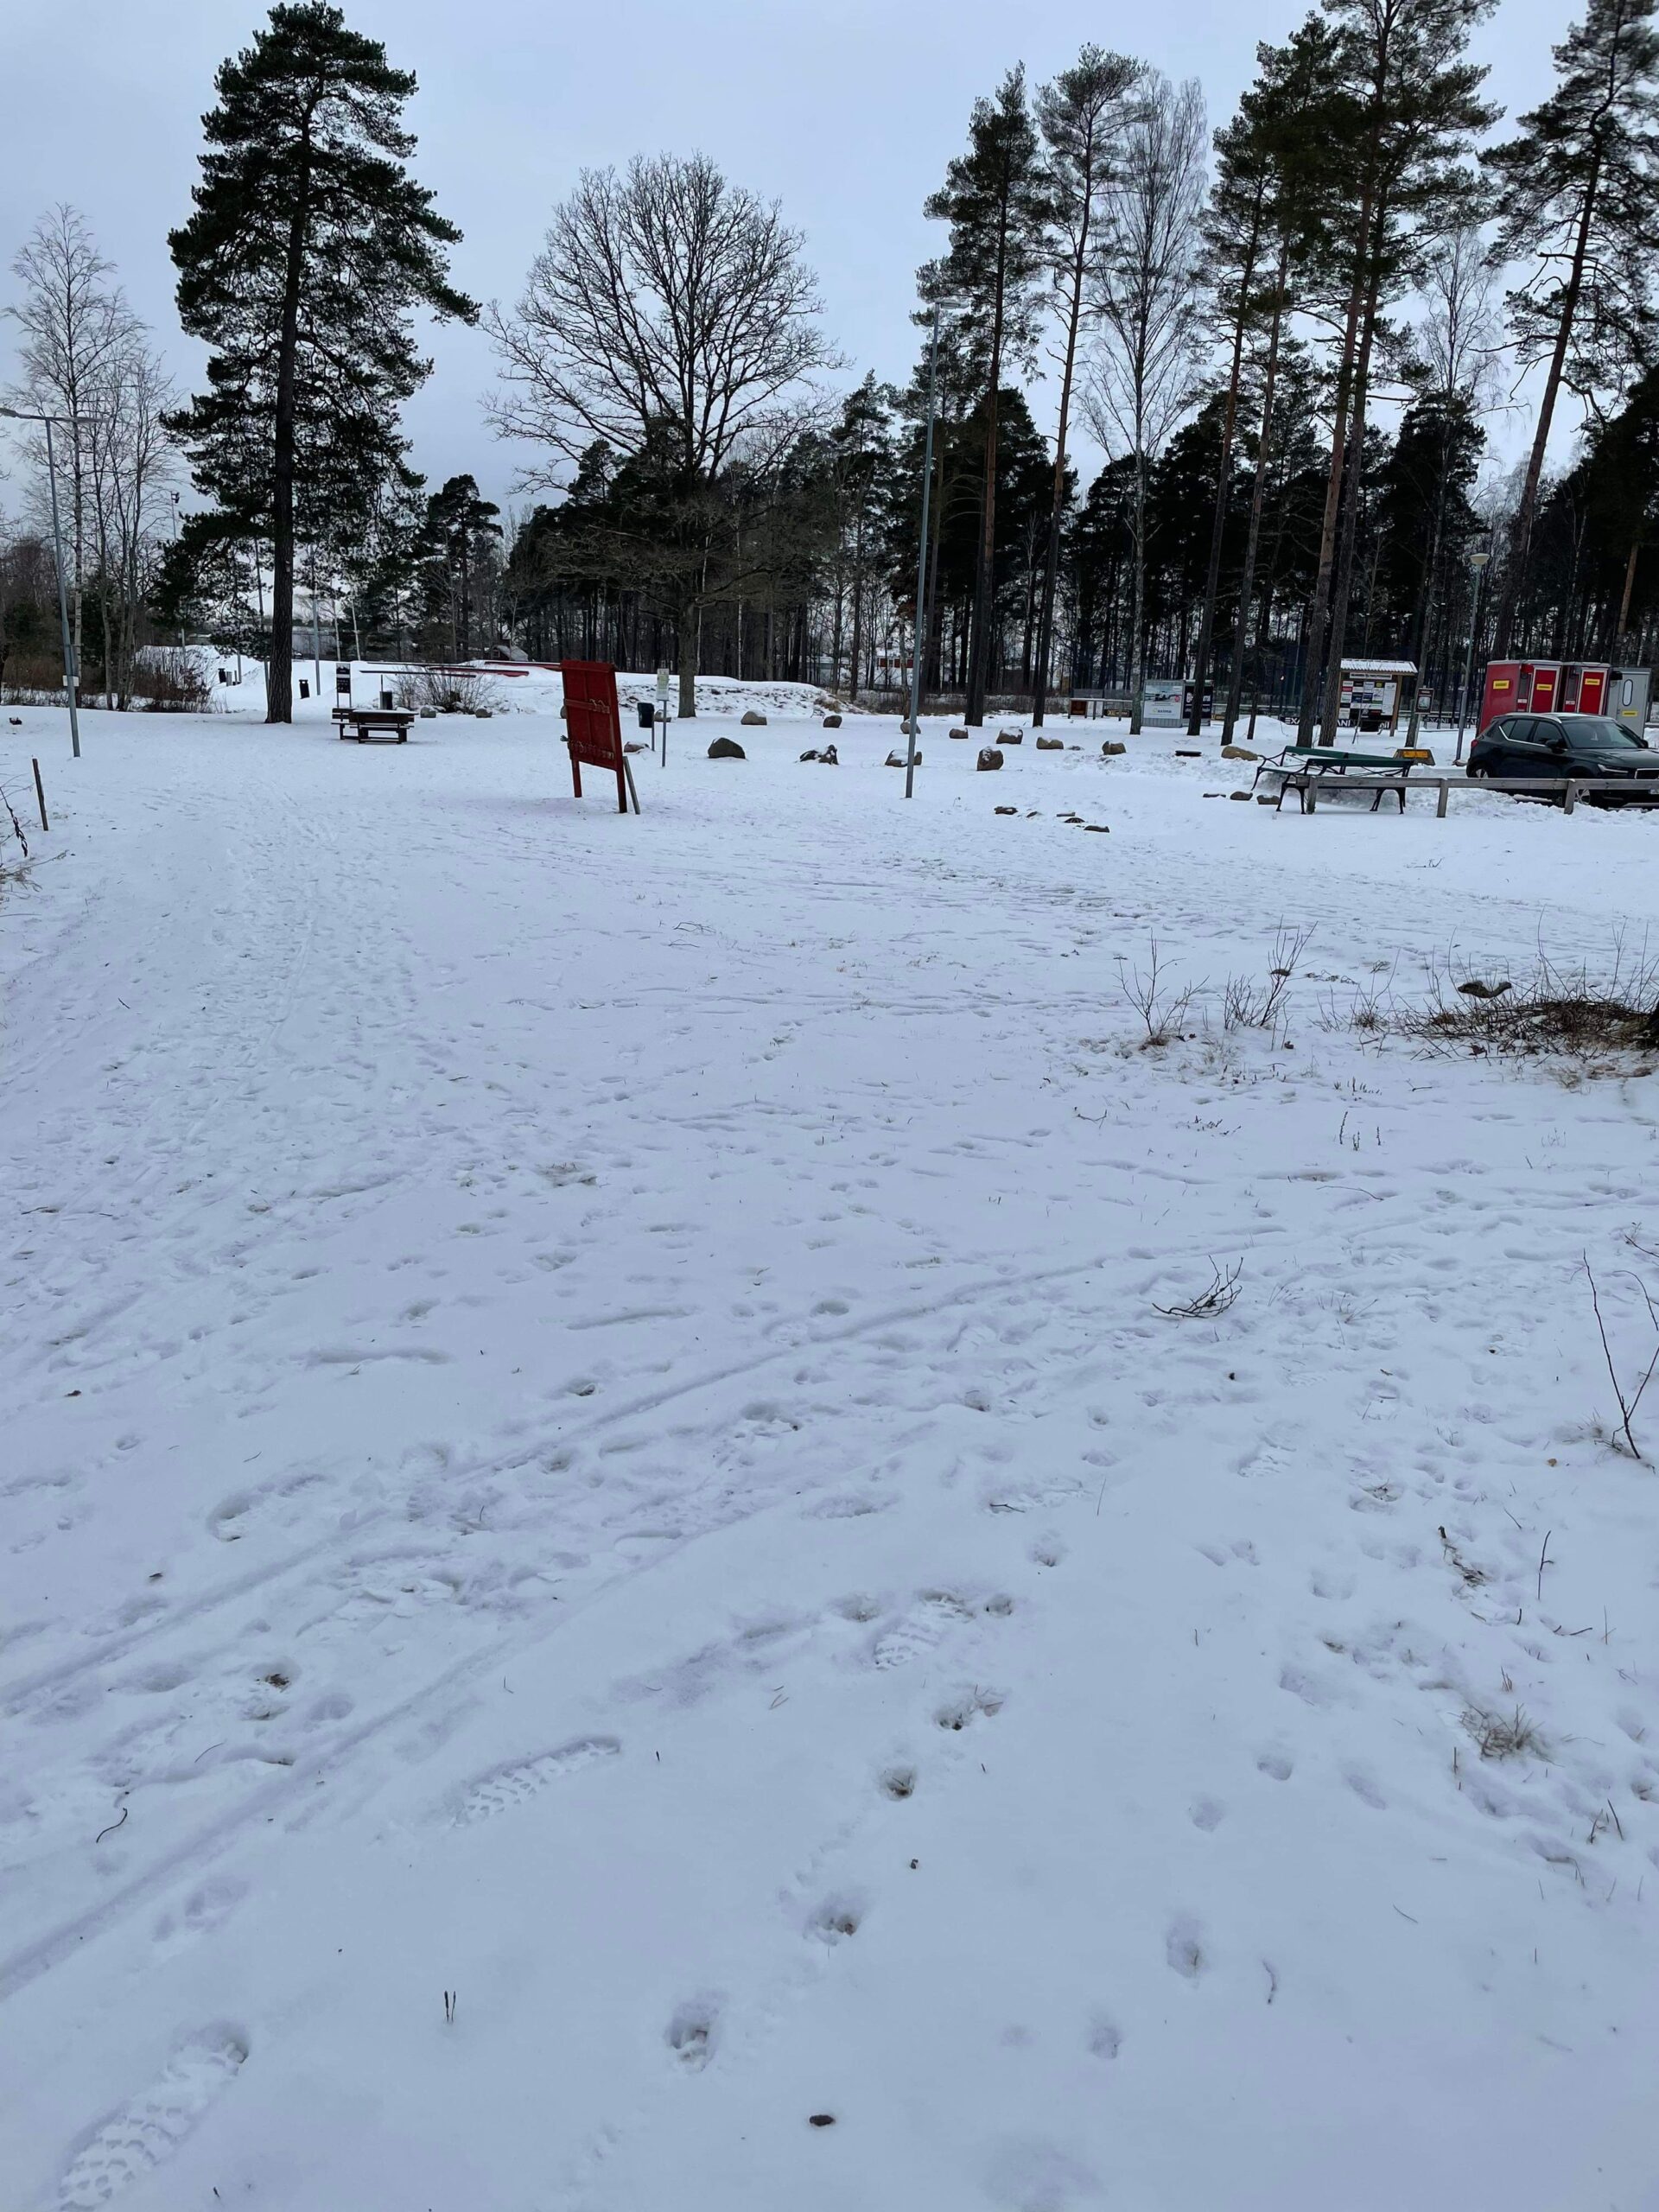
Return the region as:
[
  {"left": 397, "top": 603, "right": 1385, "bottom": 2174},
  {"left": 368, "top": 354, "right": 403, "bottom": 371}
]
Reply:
[
  {"left": 0, "top": 404, "right": 82, "bottom": 758},
  {"left": 1454, "top": 545, "right": 1491, "bottom": 764},
  {"left": 904, "top": 301, "right": 946, "bottom": 800}
]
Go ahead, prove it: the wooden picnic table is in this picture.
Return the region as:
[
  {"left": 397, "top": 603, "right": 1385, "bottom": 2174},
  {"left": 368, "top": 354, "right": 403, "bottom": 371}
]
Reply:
[{"left": 334, "top": 707, "right": 415, "bottom": 744}]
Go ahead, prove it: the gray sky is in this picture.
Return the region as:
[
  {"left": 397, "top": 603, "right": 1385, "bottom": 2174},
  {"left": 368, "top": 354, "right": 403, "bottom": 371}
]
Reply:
[{"left": 3, "top": 0, "right": 1584, "bottom": 521}]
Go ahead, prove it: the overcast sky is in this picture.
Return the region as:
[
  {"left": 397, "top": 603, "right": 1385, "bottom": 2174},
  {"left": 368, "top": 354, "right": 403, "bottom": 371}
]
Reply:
[{"left": 3, "top": 0, "right": 1586, "bottom": 521}]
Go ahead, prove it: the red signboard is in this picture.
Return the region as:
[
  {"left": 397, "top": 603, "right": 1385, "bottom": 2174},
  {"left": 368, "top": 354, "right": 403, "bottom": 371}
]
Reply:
[{"left": 558, "top": 659, "right": 632, "bottom": 814}]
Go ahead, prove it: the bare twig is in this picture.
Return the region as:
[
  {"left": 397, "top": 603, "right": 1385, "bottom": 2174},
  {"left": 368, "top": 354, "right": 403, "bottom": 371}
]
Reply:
[
  {"left": 1154, "top": 1258, "right": 1243, "bottom": 1320},
  {"left": 1585, "top": 1257, "right": 1659, "bottom": 1460}
]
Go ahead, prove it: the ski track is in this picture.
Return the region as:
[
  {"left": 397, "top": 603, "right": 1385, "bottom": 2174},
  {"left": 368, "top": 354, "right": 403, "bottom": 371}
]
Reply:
[{"left": 5, "top": 691, "right": 1659, "bottom": 2209}]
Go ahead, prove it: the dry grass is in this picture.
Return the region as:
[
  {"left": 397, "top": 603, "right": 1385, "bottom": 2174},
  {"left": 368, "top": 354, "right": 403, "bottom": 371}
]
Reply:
[{"left": 1463, "top": 1705, "right": 1546, "bottom": 1761}]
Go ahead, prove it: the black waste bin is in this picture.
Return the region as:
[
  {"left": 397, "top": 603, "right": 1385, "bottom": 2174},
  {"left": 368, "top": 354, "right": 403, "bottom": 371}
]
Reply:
[{"left": 637, "top": 701, "right": 655, "bottom": 729}]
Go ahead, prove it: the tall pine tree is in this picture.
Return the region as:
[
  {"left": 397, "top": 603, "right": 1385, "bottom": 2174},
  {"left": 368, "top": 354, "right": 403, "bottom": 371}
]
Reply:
[
  {"left": 921, "top": 69, "right": 1052, "bottom": 724},
  {"left": 168, "top": 3, "right": 474, "bottom": 723},
  {"left": 1485, "top": 0, "right": 1659, "bottom": 652}
]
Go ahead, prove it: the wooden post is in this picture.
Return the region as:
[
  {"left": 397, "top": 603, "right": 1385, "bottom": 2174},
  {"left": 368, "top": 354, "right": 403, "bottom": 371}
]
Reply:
[
  {"left": 1564, "top": 779, "right": 1577, "bottom": 816},
  {"left": 31, "top": 758, "right": 48, "bottom": 832}
]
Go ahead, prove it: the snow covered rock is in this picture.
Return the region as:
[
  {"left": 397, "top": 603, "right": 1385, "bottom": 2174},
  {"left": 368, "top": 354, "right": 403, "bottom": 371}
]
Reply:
[
  {"left": 977, "top": 747, "right": 1003, "bottom": 772},
  {"left": 741, "top": 710, "right": 767, "bottom": 726},
  {"left": 708, "top": 737, "right": 746, "bottom": 760}
]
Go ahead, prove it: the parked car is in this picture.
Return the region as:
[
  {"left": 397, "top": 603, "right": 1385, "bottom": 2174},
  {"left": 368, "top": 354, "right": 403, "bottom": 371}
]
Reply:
[{"left": 1467, "top": 713, "right": 1659, "bottom": 803}]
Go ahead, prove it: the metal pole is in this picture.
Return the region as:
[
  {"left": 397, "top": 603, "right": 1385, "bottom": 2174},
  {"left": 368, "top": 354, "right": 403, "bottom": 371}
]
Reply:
[
  {"left": 1454, "top": 553, "right": 1489, "bottom": 764},
  {"left": 42, "top": 418, "right": 82, "bottom": 760},
  {"left": 905, "top": 305, "right": 942, "bottom": 800}
]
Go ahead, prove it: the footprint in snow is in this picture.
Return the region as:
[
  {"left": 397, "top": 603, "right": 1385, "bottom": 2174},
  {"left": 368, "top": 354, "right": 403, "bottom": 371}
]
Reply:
[
  {"left": 58, "top": 2027, "right": 248, "bottom": 2209},
  {"left": 665, "top": 1998, "right": 721, "bottom": 2071},
  {"left": 448, "top": 1737, "right": 620, "bottom": 1826},
  {"left": 1165, "top": 1918, "right": 1207, "bottom": 1981}
]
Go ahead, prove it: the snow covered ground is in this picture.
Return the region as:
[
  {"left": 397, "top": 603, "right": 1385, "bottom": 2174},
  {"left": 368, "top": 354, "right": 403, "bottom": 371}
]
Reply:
[{"left": 5, "top": 686, "right": 1659, "bottom": 2211}]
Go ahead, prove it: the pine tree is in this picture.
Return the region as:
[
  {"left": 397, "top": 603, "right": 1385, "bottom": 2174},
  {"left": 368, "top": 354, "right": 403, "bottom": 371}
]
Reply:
[
  {"left": 1485, "top": 0, "right": 1659, "bottom": 652},
  {"left": 1032, "top": 48, "right": 1140, "bottom": 726},
  {"left": 417, "top": 475, "right": 502, "bottom": 658},
  {"left": 922, "top": 68, "right": 1053, "bottom": 724},
  {"left": 1298, "top": 0, "right": 1495, "bottom": 744},
  {"left": 168, "top": 3, "right": 475, "bottom": 723},
  {"left": 1214, "top": 18, "right": 1349, "bottom": 741}
]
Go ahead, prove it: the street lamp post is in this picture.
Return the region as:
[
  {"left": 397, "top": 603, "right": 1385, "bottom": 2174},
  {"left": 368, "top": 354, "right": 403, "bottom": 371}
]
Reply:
[
  {"left": 904, "top": 302, "right": 945, "bottom": 801},
  {"left": 0, "top": 404, "right": 82, "bottom": 758},
  {"left": 1454, "top": 545, "right": 1491, "bottom": 764}
]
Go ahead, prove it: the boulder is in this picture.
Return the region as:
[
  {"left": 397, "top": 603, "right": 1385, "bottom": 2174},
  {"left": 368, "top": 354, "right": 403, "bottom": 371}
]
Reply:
[
  {"left": 1220, "top": 745, "right": 1260, "bottom": 761},
  {"left": 419, "top": 708, "right": 437, "bottom": 719},
  {"left": 1000, "top": 728, "right": 1024, "bottom": 744},
  {"left": 1102, "top": 740, "right": 1128, "bottom": 756},
  {"left": 799, "top": 748, "right": 820, "bottom": 762},
  {"left": 885, "top": 749, "right": 919, "bottom": 767},
  {"left": 709, "top": 737, "right": 747, "bottom": 760},
  {"left": 950, "top": 727, "right": 971, "bottom": 740},
  {"left": 976, "top": 747, "right": 1004, "bottom": 772},
  {"left": 624, "top": 740, "right": 649, "bottom": 753},
  {"left": 994, "top": 804, "right": 1019, "bottom": 815},
  {"left": 474, "top": 708, "right": 493, "bottom": 718},
  {"left": 1035, "top": 735, "right": 1065, "bottom": 751},
  {"left": 822, "top": 712, "right": 842, "bottom": 729},
  {"left": 741, "top": 709, "right": 767, "bottom": 726},
  {"left": 1229, "top": 790, "right": 1252, "bottom": 801},
  {"left": 1084, "top": 823, "right": 1110, "bottom": 834},
  {"left": 818, "top": 744, "right": 839, "bottom": 766}
]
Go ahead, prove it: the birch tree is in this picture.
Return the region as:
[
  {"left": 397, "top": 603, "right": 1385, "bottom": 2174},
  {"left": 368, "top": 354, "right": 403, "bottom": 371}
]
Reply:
[{"left": 1085, "top": 73, "right": 1207, "bottom": 734}]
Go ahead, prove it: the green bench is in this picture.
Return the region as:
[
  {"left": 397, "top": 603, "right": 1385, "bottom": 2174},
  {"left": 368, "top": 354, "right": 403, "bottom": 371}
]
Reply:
[{"left": 1255, "top": 742, "right": 1429, "bottom": 813}]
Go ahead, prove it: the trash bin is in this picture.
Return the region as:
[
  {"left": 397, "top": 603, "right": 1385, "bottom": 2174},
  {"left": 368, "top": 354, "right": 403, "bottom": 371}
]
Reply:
[{"left": 637, "top": 702, "right": 655, "bottom": 729}]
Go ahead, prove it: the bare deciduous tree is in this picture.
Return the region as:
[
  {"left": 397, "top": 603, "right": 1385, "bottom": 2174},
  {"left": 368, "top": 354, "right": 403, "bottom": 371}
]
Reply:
[
  {"left": 487, "top": 152, "right": 833, "bottom": 715},
  {"left": 1084, "top": 74, "right": 1207, "bottom": 734},
  {"left": 4, "top": 206, "right": 136, "bottom": 683}
]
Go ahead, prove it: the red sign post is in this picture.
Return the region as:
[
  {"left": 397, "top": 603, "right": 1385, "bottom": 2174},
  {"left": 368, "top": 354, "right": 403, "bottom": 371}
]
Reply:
[{"left": 559, "top": 660, "right": 639, "bottom": 814}]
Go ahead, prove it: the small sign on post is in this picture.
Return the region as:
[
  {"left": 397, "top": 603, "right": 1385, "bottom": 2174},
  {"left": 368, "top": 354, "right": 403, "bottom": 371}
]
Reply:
[{"left": 560, "top": 659, "right": 639, "bottom": 814}]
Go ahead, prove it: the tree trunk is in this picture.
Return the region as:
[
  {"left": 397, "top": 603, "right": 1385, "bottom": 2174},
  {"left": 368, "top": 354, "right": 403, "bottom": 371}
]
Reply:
[
  {"left": 269, "top": 115, "right": 317, "bottom": 726},
  {"left": 1127, "top": 450, "right": 1148, "bottom": 734},
  {"left": 1187, "top": 210, "right": 1263, "bottom": 736},
  {"left": 1617, "top": 537, "right": 1640, "bottom": 646},
  {"left": 1493, "top": 167, "right": 1600, "bottom": 656},
  {"left": 1319, "top": 239, "right": 1387, "bottom": 741},
  {"left": 1297, "top": 184, "right": 1373, "bottom": 746},
  {"left": 1222, "top": 265, "right": 1286, "bottom": 744},
  {"left": 1033, "top": 171, "right": 1096, "bottom": 729}
]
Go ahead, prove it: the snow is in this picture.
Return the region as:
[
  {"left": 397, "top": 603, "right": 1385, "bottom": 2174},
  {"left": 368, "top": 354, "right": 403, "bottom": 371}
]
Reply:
[{"left": 5, "top": 690, "right": 1659, "bottom": 2210}]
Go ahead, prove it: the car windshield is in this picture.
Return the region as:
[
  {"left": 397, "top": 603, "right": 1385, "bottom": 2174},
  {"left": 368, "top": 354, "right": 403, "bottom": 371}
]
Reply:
[{"left": 1561, "top": 717, "right": 1649, "bottom": 749}]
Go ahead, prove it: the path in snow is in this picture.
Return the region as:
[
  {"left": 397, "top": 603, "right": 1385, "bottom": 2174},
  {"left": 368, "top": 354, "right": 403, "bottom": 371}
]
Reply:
[{"left": 4, "top": 704, "right": 1659, "bottom": 2209}]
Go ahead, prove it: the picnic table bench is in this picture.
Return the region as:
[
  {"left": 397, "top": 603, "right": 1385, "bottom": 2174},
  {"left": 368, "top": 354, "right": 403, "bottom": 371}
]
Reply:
[
  {"left": 334, "top": 706, "right": 414, "bottom": 744},
  {"left": 1254, "top": 743, "right": 1431, "bottom": 812}
]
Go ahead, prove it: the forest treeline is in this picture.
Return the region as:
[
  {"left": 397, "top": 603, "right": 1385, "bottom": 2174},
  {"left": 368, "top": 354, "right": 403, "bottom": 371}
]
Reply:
[{"left": 3, "top": 0, "right": 1659, "bottom": 732}]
